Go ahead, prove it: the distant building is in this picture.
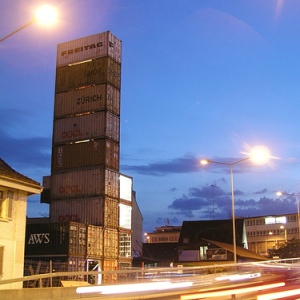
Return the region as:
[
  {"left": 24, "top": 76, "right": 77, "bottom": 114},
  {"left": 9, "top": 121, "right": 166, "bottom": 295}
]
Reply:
[
  {"left": 144, "top": 225, "right": 181, "bottom": 243},
  {"left": 0, "top": 158, "right": 42, "bottom": 289},
  {"left": 131, "top": 191, "right": 143, "bottom": 258},
  {"left": 177, "top": 219, "right": 266, "bottom": 264},
  {"left": 141, "top": 220, "right": 265, "bottom": 267},
  {"left": 245, "top": 213, "right": 300, "bottom": 256}
]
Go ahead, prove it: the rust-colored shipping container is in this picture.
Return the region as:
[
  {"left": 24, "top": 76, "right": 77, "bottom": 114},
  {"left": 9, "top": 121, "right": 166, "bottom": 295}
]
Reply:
[
  {"left": 87, "top": 225, "right": 104, "bottom": 258},
  {"left": 102, "top": 258, "right": 118, "bottom": 283},
  {"left": 25, "top": 222, "right": 86, "bottom": 257},
  {"left": 50, "top": 167, "right": 119, "bottom": 200},
  {"left": 53, "top": 111, "right": 120, "bottom": 144},
  {"left": 103, "top": 228, "right": 118, "bottom": 259},
  {"left": 54, "top": 84, "right": 120, "bottom": 118},
  {"left": 49, "top": 196, "right": 120, "bottom": 227},
  {"left": 51, "top": 139, "right": 119, "bottom": 172},
  {"left": 57, "top": 31, "right": 122, "bottom": 67},
  {"left": 104, "top": 197, "right": 119, "bottom": 228},
  {"left": 55, "top": 57, "right": 121, "bottom": 93},
  {"left": 50, "top": 197, "right": 104, "bottom": 225}
]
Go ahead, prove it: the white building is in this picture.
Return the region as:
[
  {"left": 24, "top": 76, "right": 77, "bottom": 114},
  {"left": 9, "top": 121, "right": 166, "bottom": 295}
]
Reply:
[
  {"left": 245, "top": 213, "right": 299, "bottom": 256},
  {"left": 0, "top": 158, "right": 42, "bottom": 289}
]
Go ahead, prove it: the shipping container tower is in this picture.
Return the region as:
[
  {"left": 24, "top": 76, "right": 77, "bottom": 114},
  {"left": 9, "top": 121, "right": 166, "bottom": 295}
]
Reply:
[{"left": 41, "top": 32, "right": 132, "bottom": 272}]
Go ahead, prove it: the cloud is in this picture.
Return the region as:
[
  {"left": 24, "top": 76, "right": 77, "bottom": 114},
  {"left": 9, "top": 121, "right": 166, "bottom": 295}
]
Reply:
[
  {"left": 254, "top": 188, "right": 268, "bottom": 195},
  {"left": 121, "top": 154, "right": 255, "bottom": 176},
  {"left": 0, "top": 108, "right": 51, "bottom": 180},
  {"left": 122, "top": 154, "right": 200, "bottom": 175},
  {"left": 167, "top": 184, "right": 298, "bottom": 222}
]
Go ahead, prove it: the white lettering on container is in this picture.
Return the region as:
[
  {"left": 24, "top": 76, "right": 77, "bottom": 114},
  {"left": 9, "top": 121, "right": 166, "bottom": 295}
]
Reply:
[{"left": 28, "top": 233, "right": 50, "bottom": 244}]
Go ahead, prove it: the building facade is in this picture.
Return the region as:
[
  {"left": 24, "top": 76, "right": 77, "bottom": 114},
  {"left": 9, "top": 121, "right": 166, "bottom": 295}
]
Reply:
[
  {"left": 0, "top": 158, "right": 42, "bottom": 289},
  {"left": 144, "top": 225, "right": 181, "bottom": 243},
  {"left": 245, "top": 213, "right": 299, "bottom": 256}
]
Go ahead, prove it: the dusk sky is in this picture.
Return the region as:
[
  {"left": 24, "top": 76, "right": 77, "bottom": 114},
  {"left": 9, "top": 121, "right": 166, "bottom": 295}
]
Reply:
[{"left": 1, "top": 0, "right": 300, "bottom": 232}]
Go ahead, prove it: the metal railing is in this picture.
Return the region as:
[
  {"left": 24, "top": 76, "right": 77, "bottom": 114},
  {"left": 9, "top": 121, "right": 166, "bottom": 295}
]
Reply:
[{"left": 1, "top": 258, "right": 300, "bottom": 288}]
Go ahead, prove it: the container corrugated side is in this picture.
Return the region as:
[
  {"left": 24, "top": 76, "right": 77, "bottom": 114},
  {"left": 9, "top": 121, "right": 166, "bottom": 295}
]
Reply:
[
  {"left": 53, "top": 111, "right": 120, "bottom": 144},
  {"left": 87, "top": 225, "right": 104, "bottom": 258},
  {"left": 50, "top": 168, "right": 119, "bottom": 200},
  {"left": 50, "top": 197, "right": 105, "bottom": 226},
  {"left": 104, "top": 197, "right": 119, "bottom": 228},
  {"left": 51, "top": 139, "right": 119, "bottom": 172},
  {"left": 103, "top": 228, "right": 118, "bottom": 259},
  {"left": 54, "top": 84, "right": 120, "bottom": 118},
  {"left": 67, "top": 256, "right": 86, "bottom": 272},
  {"left": 55, "top": 57, "right": 121, "bottom": 93},
  {"left": 57, "top": 31, "right": 122, "bottom": 67},
  {"left": 69, "top": 222, "right": 87, "bottom": 256},
  {"left": 25, "top": 222, "right": 86, "bottom": 256},
  {"left": 102, "top": 258, "right": 118, "bottom": 283}
]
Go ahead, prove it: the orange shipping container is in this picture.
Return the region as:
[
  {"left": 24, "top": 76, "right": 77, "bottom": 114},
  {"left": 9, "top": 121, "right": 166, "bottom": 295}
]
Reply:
[
  {"left": 87, "top": 225, "right": 104, "bottom": 258},
  {"left": 53, "top": 111, "right": 120, "bottom": 144},
  {"left": 55, "top": 57, "right": 121, "bottom": 93},
  {"left": 54, "top": 84, "right": 120, "bottom": 118},
  {"left": 51, "top": 139, "right": 119, "bottom": 172},
  {"left": 50, "top": 167, "right": 119, "bottom": 200},
  {"left": 103, "top": 228, "right": 118, "bottom": 259},
  {"left": 56, "top": 31, "right": 121, "bottom": 67},
  {"left": 104, "top": 198, "right": 119, "bottom": 228}
]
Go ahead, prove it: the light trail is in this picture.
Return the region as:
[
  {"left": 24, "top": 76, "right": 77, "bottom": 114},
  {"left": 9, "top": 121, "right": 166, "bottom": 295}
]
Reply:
[
  {"left": 76, "top": 280, "right": 193, "bottom": 295},
  {"left": 180, "top": 281, "right": 285, "bottom": 300}
]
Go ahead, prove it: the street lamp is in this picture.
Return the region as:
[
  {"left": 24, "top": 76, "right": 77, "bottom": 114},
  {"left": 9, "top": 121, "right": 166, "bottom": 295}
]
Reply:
[
  {"left": 0, "top": 4, "right": 58, "bottom": 43},
  {"left": 276, "top": 191, "right": 300, "bottom": 240},
  {"left": 200, "top": 146, "right": 271, "bottom": 264}
]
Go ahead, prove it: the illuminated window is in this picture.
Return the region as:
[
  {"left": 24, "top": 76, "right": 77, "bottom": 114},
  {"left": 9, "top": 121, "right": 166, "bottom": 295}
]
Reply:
[
  {"left": 119, "top": 204, "right": 132, "bottom": 229},
  {"left": 119, "top": 233, "right": 131, "bottom": 258},
  {"left": 0, "top": 190, "right": 13, "bottom": 220},
  {"left": 120, "top": 175, "right": 132, "bottom": 201},
  {"left": 265, "top": 216, "right": 287, "bottom": 225}
]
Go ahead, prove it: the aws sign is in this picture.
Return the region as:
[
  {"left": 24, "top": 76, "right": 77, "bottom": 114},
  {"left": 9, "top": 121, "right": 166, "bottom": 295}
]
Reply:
[{"left": 27, "top": 233, "right": 50, "bottom": 244}]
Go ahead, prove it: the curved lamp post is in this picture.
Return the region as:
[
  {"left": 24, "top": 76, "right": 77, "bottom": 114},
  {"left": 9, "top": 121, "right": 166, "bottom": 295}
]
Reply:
[
  {"left": 200, "top": 146, "right": 271, "bottom": 264},
  {"left": 276, "top": 191, "right": 300, "bottom": 240},
  {"left": 0, "top": 4, "right": 58, "bottom": 43}
]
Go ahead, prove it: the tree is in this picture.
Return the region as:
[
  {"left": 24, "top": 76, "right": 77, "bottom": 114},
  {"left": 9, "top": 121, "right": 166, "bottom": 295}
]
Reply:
[{"left": 268, "top": 237, "right": 300, "bottom": 259}]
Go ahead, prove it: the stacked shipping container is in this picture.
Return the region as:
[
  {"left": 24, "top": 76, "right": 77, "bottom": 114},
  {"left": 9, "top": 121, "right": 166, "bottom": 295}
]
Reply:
[{"left": 48, "top": 31, "right": 123, "bottom": 277}]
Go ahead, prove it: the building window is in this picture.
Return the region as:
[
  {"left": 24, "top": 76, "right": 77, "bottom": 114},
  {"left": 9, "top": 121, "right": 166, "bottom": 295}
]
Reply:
[
  {"left": 119, "top": 233, "right": 131, "bottom": 258},
  {"left": 119, "top": 204, "right": 132, "bottom": 229},
  {"left": 256, "top": 219, "right": 264, "bottom": 225},
  {"left": 0, "top": 190, "right": 13, "bottom": 220}
]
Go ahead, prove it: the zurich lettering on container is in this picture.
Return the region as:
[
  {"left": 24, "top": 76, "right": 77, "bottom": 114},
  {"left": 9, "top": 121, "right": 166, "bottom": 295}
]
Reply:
[
  {"left": 55, "top": 57, "right": 121, "bottom": 92},
  {"left": 57, "top": 31, "right": 122, "bottom": 67},
  {"left": 53, "top": 111, "right": 120, "bottom": 144},
  {"left": 54, "top": 84, "right": 120, "bottom": 118}
]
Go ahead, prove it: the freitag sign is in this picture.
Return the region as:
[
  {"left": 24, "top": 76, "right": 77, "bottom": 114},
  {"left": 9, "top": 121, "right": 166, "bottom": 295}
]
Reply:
[{"left": 56, "top": 31, "right": 122, "bottom": 67}]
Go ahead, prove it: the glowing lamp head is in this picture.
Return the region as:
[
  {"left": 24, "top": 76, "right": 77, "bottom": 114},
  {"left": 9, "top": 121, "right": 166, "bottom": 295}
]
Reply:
[
  {"left": 249, "top": 145, "right": 271, "bottom": 165},
  {"left": 34, "top": 4, "right": 58, "bottom": 26},
  {"left": 200, "top": 159, "right": 209, "bottom": 165}
]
